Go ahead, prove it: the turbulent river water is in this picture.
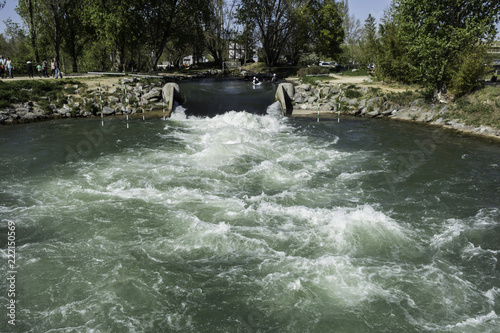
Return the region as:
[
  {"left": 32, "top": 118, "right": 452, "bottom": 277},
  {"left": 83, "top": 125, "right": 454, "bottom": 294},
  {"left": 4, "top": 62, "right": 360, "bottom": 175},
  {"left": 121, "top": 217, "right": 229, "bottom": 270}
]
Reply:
[{"left": 1, "top": 79, "right": 499, "bottom": 332}]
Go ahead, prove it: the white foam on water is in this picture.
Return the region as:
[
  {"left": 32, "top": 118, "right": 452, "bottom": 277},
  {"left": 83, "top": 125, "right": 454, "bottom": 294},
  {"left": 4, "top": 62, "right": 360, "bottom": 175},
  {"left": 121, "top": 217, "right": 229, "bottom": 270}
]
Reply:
[{"left": 444, "top": 311, "right": 498, "bottom": 330}]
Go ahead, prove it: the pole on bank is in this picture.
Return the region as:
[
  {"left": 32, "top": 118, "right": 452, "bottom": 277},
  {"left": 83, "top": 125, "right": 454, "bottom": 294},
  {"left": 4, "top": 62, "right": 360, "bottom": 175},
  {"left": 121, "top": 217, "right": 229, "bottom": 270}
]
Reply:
[
  {"left": 338, "top": 89, "right": 342, "bottom": 123},
  {"left": 317, "top": 102, "right": 320, "bottom": 123},
  {"left": 140, "top": 84, "right": 145, "bottom": 121},
  {"left": 99, "top": 82, "right": 104, "bottom": 126},
  {"left": 162, "top": 83, "right": 166, "bottom": 120},
  {"left": 124, "top": 84, "right": 129, "bottom": 129}
]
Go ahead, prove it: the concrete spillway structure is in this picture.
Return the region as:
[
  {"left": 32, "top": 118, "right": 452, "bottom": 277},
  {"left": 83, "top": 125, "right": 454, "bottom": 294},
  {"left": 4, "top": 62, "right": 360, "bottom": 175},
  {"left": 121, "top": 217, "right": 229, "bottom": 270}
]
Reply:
[
  {"left": 162, "top": 83, "right": 183, "bottom": 118},
  {"left": 275, "top": 83, "right": 295, "bottom": 116}
]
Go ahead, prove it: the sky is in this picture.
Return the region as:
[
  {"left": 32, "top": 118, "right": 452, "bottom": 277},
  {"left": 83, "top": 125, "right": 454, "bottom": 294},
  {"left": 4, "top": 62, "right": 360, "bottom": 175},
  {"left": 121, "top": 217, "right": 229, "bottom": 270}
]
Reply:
[{"left": 0, "top": 0, "right": 393, "bottom": 35}]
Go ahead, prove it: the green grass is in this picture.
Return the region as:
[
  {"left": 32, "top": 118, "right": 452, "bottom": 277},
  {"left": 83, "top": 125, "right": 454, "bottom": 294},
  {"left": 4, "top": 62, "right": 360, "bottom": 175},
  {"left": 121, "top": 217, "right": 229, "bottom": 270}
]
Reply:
[
  {"left": 446, "top": 85, "right": 500, "bottom": 128},
  {"left": 0, "top": 79, "right": 84, "bottom": 109},
  {"left": 300, "top": 76, "right": 335, "bottom": 85},
  {"left": 340, "top": 69, "right": 371, "bottom": 77}
]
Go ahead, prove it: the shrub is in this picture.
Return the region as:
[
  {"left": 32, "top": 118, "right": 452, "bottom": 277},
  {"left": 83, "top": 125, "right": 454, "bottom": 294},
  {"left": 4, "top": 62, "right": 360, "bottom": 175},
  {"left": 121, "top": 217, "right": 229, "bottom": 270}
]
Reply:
[{"left": 297, "top": 66, "right": 331, "bottom": 77}]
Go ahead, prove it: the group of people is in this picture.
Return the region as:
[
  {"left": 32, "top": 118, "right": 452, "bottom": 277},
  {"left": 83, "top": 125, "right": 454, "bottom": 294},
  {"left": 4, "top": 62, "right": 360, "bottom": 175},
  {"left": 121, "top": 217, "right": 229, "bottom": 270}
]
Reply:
[
  {"left": 0, "top": 55, "right": 63, "bottom": 79},
  {"left": 26, "top": 59, "right": 62, "bottom": 79},
  {"left": 252, "top": 73, "right": 279, "bottom": 85},
  {"left": 0, "top": 55, "right": 15, "bottom": 78}
]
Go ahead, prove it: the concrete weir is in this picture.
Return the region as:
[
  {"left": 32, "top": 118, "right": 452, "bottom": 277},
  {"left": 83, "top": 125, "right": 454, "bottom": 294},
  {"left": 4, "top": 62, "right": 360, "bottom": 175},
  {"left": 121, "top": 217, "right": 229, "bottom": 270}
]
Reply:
[
  {"left": 275, "top": 83, "right": 295, "bottom": 116},
  {"left": 162, "top": 83, "right": 183, "bottom": 117}
]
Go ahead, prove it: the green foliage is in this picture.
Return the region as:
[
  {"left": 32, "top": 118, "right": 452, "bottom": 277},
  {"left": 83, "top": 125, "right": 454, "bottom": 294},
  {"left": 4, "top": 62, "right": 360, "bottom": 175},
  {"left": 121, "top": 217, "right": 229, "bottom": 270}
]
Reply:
[
  {"left": 297, "top": 66, "right": 331, "bottom": 77},
  {"left": 449, "top": 45, "right": 488, "bottom": 97},
  {"left": 0, "top": 80, "right": 81, "bottom": 108},
  {"left": 393, "top": 0, "right": 500, "bottom": 98},
  {"left": 384, "top": 90, "right": 422, "bottom": 106},
  {"left": 309, "top": 0, "right": 345, "bottom": 60},
  {"left": 343, "top": 88, "right": 362, "bottom": 99},
  {"left": 447, "top": 86, "right": 500, "bottom": 127}
]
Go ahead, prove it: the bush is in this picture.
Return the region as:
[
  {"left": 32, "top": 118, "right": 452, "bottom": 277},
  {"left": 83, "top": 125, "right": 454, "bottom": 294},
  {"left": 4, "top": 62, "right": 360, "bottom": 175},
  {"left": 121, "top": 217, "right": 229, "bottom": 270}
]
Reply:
[
  {"left": 297, "top": 66, "right": 331, "bottom": 77},
  {"left": 449, "top": 46, "right": 487, "bottom": 97}
]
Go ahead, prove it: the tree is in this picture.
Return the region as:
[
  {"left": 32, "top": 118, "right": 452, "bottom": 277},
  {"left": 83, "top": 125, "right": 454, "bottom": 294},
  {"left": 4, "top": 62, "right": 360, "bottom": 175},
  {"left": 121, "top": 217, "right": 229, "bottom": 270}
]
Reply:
[
  {"left": 204, "top": 0, "right": 238, "bottom": 67},
  {"left": 376, "top": 6, "right": 412, "bottom": 83},
  {"left": 309, "top": 0, "right": 345, "bottom": 61},
  {"left": 83, "top": 0, "right": 139, "bottom": 71},
  {"left": 238, "top": 0, "right": 311, "bottom": 67},
  {"left": 61, "top": 0, "right": 90, "bottom": 72},
  {"left": 360, "top": 14, "right": 378, "bottom": 65},
  {"left": 394, "top": 0, "right": 500, "bottom": 98}
]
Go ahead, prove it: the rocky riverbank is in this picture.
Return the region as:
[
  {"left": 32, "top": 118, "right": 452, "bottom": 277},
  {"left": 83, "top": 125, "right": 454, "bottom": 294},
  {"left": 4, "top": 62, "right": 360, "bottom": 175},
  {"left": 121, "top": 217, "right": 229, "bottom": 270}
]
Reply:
[
  {"left": 1, "top": 73, "right": 499, "bottom": 142},
  {"left": 289, "top": 81, "right": 500, "bottom": 140},
  {"left": 0, "top": 71, "right": 220, "bottom": 125},
  {"left": 0, "top": 77, "right": 169, "bottom": 125}
]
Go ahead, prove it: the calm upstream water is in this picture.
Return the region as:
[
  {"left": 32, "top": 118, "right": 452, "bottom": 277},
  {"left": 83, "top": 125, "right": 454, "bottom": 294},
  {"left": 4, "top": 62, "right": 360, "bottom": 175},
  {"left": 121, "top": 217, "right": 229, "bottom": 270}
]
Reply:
[{"left": 1, "top": 79, "right": 499, "bottom": 332}]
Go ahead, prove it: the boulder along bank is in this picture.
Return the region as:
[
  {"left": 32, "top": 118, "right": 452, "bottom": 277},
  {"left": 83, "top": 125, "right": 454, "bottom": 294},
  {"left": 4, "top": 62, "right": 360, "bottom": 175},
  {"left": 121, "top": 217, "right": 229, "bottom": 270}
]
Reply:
[
  {"left": 0, "top": 71, "right": 220, "bottom": 125},
  {"left": 1, "top": 75, "right": 499, "bottom": 142},
  {"left": 289, "top": 82, "right": 500, "bottom": 141}
]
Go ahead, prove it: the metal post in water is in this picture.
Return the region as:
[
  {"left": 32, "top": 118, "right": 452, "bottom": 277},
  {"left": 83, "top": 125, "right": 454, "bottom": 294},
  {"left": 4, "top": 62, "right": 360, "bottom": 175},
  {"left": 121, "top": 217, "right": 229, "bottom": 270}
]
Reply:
[{"left": 99, "top": 82, "right": 104, "bottom": 126}]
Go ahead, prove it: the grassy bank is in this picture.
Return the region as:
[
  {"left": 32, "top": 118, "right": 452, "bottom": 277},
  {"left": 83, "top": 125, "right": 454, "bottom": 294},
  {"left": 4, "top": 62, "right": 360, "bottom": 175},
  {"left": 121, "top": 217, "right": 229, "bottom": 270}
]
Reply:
[
  {"left": 446, "top": 85, "right": 500, "bottom": 128},
  {"left": 0, "top": 79, "right": 83, "bottom": 110}
]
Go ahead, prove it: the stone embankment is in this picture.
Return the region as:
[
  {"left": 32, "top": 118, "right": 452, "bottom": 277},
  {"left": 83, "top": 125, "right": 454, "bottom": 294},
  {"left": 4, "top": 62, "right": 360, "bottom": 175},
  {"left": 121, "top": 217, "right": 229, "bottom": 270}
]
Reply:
[
  {"left": 0, "top": 69, "right": 221, "bottom": 125},
  {"left": 290, "top": 82, "right": 500, "bottom": 139},
  {"left": 0, "top": 77, "right": 174, "bottom": 125}
]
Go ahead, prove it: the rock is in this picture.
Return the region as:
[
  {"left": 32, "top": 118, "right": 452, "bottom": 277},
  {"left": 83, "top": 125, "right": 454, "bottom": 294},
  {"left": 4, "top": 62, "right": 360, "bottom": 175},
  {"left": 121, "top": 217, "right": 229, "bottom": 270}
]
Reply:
[
  {"left": 308, "top": 96, "right": 318, "bottom": 103},
  {"left": 367, "top": 97, "right": 380, "bottom": 106},
  {"left": 410, "top": 99, "right": 424, "bottom": 107},
  {"left": 15, "top": 108, "right": 30, "bottom": 116},
  {"left": 143, "top": 88, "right": 162, "bottom": 102},
  {"left": 108, "top": 96, "right": 120, "bottom": 103},
  {"left": 347, "top": 98, "right": 358, "bottom": 106},
  {"left": 438, "top": 106, "right": 448, "bottom": 115},
  {"left": 102, "top": 106, "right": 115, "bottom": 115},
  {"left": 293, "top": 93, "right": 304, "bottom": 104},
  {"left": 320, "top": 104, "right": 332, "bottom": 111},
  {"left": 367, "top": 109, "right": 381, "bottom": 117},
  {"left": 296, "top": 84, "right": 311, "bottom": 92},
  {"left": 121, "top": 78, "right": 136, "bottom": 84}
]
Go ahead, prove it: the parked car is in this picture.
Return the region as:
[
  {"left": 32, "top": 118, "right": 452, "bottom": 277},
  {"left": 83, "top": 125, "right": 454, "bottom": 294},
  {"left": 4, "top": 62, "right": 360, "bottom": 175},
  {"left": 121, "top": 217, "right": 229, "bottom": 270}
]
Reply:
[{"left": 319, "top": 61, "right": 338, "bottom": 68}]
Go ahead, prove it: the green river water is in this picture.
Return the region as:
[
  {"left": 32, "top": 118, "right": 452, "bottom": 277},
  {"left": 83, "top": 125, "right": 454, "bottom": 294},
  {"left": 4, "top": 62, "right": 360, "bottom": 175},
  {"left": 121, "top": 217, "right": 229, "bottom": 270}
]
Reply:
[{"left": 0, "top": 79, "right": 499, "bottom": 332}]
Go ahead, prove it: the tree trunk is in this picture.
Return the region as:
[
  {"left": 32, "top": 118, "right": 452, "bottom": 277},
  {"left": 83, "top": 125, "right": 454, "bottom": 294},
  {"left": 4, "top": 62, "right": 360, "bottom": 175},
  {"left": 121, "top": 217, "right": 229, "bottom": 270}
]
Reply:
[{"left": 27, "top": 0, "right": 39, "bottom": 63}]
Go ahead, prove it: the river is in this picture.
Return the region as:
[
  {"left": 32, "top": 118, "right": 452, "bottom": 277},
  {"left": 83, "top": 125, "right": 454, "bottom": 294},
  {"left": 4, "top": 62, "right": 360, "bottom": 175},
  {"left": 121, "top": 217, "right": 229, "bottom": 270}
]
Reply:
[{"left": 0, "top": 79, "right": 499, "bottom": 332}]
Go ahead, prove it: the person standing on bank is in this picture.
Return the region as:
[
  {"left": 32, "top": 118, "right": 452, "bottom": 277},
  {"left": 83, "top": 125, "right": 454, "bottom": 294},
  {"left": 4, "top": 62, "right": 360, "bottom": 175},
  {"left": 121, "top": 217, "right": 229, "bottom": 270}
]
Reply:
[
  {"left": 6, "top": 58, "right": 14, "bottom": 78},
  {"left": 55, "top": 59, "right": 63, "bottom": 79},
  {"left": 50, "top": 58, "right": 56, "bottom": 78},
  {"left": 0, "top": 55, "right": 6, "bottom": 78},
  {"left": 27, "top": 60, "right": 34, "bottom": 78},
  {"left": 42, "top": 60, "right": 48, "bottom": 77}
]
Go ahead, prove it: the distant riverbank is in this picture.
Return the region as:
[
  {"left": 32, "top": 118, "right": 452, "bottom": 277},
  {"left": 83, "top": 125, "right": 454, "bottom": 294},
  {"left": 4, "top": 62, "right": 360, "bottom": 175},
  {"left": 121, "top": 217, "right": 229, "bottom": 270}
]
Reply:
[
  {"left": 1, "top": 72, "right": 499, "bottom": 143},
  {"left": 287, "top": 75, "right": 500, "bottom": 142}
]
